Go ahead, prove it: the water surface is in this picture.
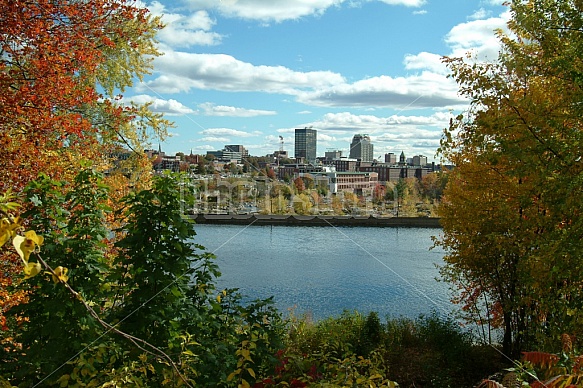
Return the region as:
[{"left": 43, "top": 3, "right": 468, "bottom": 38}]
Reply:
[{"left": 192, "top": 224, "right": 452, "bottom": 320}]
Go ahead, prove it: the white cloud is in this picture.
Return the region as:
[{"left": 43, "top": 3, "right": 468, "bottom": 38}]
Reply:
[
  {"left": 126, "top": 94, "right": 195, "bottom": 115},
  {"left": 189, "top": 143, "right": 217, "bottom": 151},
  {"left": 200, "top": 136, "right": 230, "bottom": 142},
  {"left": 147, "top": 3, "right": 223, "bottom": 47},
  {"left": 403, "top": 52, "right": 447, "bottom": 74},
  {"left": 185, "top": 0, "right": 344, "bottom": 22},
  {"left": 313, "top": 111, "right": 449, "bottom": 132},
  {"left": 142, "top": 51, "right": 345, "bottom": 94},
  {"left": 445, "top": 11, "right": 510, "bottom": 60},
  {"left": 318, "top": 133, "right": 338, "bottom": 142},
  {"left": 200, "top": 128, "right": 259, "bottom": 138},
  {"left": 198, "top": 102, "right": 277, "bottom": 117},
  {"left": 296, "top": 72, "right": 465, "bottom": 109},
  {"left": 468, "top": 8, "right": 489, "bottom": 20},
  {"left": 182, "top": 0, "right": 424, "bottom": 23},
  {"left": 376, "top": 0, "right": 425, "bottom": 7}
]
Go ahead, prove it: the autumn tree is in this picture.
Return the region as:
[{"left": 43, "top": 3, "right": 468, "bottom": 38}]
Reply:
[
  {"left": 0, "top": 0, "right": 169, "bottom": 193},
  {"left": 372, "top": 184, "right": 386, "bottom": 204},
  {"left": 293, "top": 193, "right": 313, "bottom": 215},
  {"left": 418, "top": 171, "right": 448, "bottom": 202},
  {"left": 342, "top": 192, "right": 360, "bottom": 214},
  {"left": 266, "top": 166, "right": 276, "bottom": 180},
  {"left": 331, "top": 195, "right": 343, "bottom": 214},
  {"left": 0, "top": 0, "right": 170, "bottom": 370},
  {"left": 293, "top": 176, "right": 306, "bottom": 193},
  {"left": 437, "top": 0, "right": 583, "bottom": 356}
]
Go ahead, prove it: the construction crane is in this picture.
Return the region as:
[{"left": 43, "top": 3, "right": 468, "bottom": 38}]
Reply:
[{"left": 277, "top": 136, "right": 284, "bottom": 167}]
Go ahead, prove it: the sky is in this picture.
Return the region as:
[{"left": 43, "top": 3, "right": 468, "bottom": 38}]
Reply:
[{"left": 128, "top": 0, "right": 509, "bottom": 162}]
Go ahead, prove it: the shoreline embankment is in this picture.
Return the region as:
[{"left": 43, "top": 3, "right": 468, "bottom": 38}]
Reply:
[{"left": 191, "top": 214, "right": 441, "bottom": 228}]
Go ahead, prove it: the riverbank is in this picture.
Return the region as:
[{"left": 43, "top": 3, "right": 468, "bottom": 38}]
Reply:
[{"left": 191, "top": 214, "right": 441, "bottom": 227}]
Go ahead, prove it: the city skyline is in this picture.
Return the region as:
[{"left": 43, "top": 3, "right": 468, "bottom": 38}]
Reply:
[
  {"left": 194, "top": 133, "right": 425, "bottom": 164},
  {"left": 127, "top": 1, "right": 508, "bottom": 162}
]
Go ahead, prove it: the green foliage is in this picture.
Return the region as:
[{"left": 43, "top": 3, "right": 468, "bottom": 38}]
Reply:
[
  {"left": 2, "top": 171, "right": 285, "bottom": 386},
  {"left": 382, "top": 314, "right": 504, "bottom": 387},
  {"left": 111, "top": 173, "right": 202, "bottom": 349},
  {"left": 5, "top": 169, "right": 112, "bottom": 382},
  {"left": 0, "top": 190, "right": 19, "bottom": 215},
  {"left": 258, "top": 311, "right": 396, "bottom": 387},
  {"left": 278, "top": 310, "right": 501, "bottom": 387}
]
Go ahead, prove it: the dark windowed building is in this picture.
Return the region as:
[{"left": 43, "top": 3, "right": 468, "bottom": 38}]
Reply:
[
  {"left": 349, "top": 134, "right": 374, "bottom": 162},
  {"left": 294, "top": 127, "right": 317, "bottom": 164}
]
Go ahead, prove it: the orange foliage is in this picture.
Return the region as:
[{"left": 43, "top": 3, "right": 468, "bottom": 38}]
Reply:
[
  {"left": 0, "top": 0, "right": 160, "bottom": 343},
  {"left": 0, "top": 0, "right": 155, "bottom": 192},
  {"left": 521, "top": 351, "right": 560, "bottom": 369}
]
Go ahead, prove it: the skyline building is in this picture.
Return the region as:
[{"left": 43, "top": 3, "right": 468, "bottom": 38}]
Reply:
[
  {"left": 399, "top": 151, "right": 406, "bottom": 166},
  {"left": 207, "top": 144, "right": 248, "bottom": 163},
  {"left": 225, "top": 145, "right": 249, "bottom": 158},
  {"left": 385, "top": 152, "right": 397, "bottom": 164},
  {"left": 325, "top": 149, "right": 342, "bottom": 161},
  {"left": 349, "top": 134, "right": 374, "bottom": 162},
  {"left": 412, "top": 155, "right": 427, "bottom": 166},
  {"left": 294, "top": 127, "right": 317, "bottom": 164}
]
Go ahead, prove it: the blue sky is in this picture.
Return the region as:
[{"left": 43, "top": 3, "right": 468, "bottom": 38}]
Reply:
[{"left": 129, "top": 0, "right": 508, "bottom": 161}]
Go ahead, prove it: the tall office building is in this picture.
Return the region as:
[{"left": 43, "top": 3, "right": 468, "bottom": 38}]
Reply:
[
  {"left": 295, "top": 127, "right": 317, "bottom": 163},
  {"left": 385, "top": 152, "right": 397, "bottom": 164},
  {"left": 412, "top": 155, "right": 427, "bottom": 167},
  {"left": 349, "top": 134, "right": 374, "bottom": 162}
]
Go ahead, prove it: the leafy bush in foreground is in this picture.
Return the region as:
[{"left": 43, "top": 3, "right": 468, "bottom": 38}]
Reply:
[
  {"left": 1, "top": 171, "right": 284, "bottom": 386},
  {"left": 278, "top": 311, "right": 504, "bottom": 388}
]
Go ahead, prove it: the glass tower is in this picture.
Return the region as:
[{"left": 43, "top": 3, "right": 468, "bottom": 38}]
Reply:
[
  {"left": 349, "top": 134, "right": 374, "bottom": 162},
  {"left": 294, "top": 127, "right": 317, "bottom": 163}
]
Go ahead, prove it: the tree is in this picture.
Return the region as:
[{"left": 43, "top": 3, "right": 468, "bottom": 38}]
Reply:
[
  {"left": 373, "top": 184, "right": 386, "bottom": 204},
  {"left": 399, "top": 178, "right": 422, "bottom": 217},
  {"left": 293, "top": 177, "right": 306, "bottom": 193},
  {"left": 331, "top": 195, "right": 343, "bottom": 215},
  {"left": 293, "top": 193, "right": 313, "bottom": 215},
  {"left": 342, "top": 192, "right": 359, "bottom": 214},
  {"left": 266, "top": 167, "right": 276, "bottom": 180},
  {"left": 0, "top": 1, "right": 170, "bottom": 369},
  {"left": 418, "top": 172, "right": 448, "bottom": 202},
  {"left": 0, "top": 0, "right": 168, "bottom": 193},
  {"left": 302, "top": 175, "right": 315, "bottom": 190},
  {"left": 437, "top": 0, "right": 583, "bottom": 356}
]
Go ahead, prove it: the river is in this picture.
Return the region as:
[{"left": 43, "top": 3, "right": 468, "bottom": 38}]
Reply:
[{"left": 192, "top": 224, "right": 454, "bottom": 321}]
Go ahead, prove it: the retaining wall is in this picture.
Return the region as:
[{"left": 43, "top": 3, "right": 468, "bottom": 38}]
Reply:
[{"left": 191, "top": 214, "right": 441, "bottom": 228}]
